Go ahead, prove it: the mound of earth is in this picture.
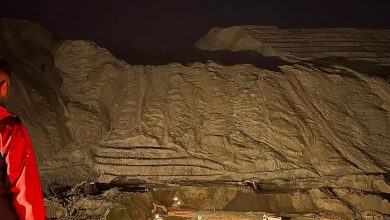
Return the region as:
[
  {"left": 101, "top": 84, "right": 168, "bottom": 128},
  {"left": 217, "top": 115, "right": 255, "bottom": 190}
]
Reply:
[
  {"left": 195, "top": 26, "right": 390, "bottom": 79},
  {"left": 0, "top": 19, "right": 389, "bottom": 219}
]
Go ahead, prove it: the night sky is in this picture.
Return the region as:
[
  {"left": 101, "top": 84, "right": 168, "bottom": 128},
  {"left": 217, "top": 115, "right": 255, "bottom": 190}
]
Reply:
[{"left": 1, "top": 0, "right": 390, "bottom": 63}]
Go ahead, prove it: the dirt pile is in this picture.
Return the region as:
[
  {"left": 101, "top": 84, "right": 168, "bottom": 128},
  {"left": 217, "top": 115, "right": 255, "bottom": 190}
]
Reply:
[
  {"left": 195, "top": 25, "right": 390, "bottom": 64},
  {"left": 0, "top": 19, "right": 389, "bottom": 219}
]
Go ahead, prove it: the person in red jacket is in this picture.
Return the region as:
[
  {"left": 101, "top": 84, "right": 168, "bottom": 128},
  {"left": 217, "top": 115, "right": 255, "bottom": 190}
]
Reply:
[{"left": 0, "top": 58, "right": 46, "bottom": 220}]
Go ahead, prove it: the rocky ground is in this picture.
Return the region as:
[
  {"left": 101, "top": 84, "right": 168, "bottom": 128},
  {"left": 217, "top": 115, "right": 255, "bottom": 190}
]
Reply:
[
  {"left": 44, "top": 182, "right": 350, "bottom": 220},
  {"left": 0, "top": 19, "right": 389, "bottom": 219}
]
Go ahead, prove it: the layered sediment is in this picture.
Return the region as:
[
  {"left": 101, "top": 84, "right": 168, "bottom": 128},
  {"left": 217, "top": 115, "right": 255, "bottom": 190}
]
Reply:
[
  {"left": 195, "top": 25, "right": 390, "bottom": 65},
  {"left": 1, "top": 19, "right": 389, "bottom": 219}
]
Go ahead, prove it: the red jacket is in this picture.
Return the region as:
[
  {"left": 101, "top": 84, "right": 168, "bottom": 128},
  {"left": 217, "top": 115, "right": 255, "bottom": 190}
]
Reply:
[{"left": 0, "top": 106, "right": 46, "bottom": 220}]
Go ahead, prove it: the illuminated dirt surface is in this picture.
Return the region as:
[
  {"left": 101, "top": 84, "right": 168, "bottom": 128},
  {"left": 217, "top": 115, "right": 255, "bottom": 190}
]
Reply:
[
  {"left": 0, "top": 19, "right": 389, "bottom": 219},
  {"left": 195, "top": 26, "right": 390, "bottom": 64},
  {"left": 44, "top": 184, "right": 349, "bottom": 220}
]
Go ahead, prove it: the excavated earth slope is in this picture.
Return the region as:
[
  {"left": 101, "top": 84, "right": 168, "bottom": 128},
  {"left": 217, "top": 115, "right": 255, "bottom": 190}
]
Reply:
[
  {"left": 1, "top": 19, "right": 389, "bottom": 219},
  {"left": 195, "top": 25, "right": 390, "bottom": 65}
]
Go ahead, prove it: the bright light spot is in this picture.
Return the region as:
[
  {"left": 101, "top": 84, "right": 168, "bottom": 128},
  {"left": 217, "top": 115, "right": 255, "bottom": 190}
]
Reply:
[
  {"left": 177, "top": 201, "right": 181, "bottom": 205},
  {"left": 173, "top": 196, "right": 178, "bottom": 201}
]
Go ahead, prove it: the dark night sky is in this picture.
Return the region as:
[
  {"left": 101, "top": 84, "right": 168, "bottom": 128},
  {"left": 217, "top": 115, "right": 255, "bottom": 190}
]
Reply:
[{"left": 1, "top": 0, "right": 390, "bottom": 62}]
